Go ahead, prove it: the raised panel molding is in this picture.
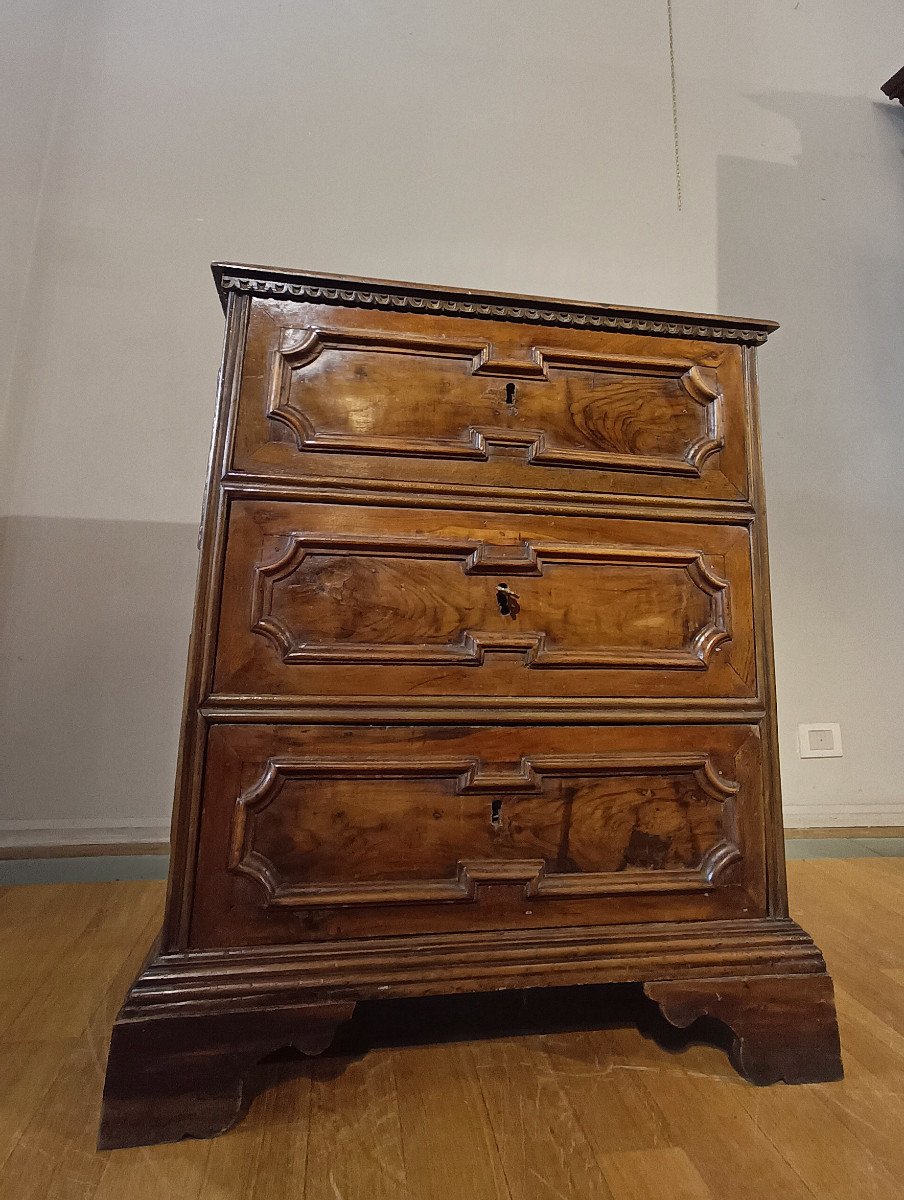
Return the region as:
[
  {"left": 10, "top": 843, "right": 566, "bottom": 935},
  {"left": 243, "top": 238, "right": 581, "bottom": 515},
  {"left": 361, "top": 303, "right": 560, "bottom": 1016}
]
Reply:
[
  {"left": 250, "top": 532, "right": 731, "bottom": 671},
  {"left": 267, "top": 326, "right": 725, "bottom": 477},
  {"left": 228, "top": 752, "right": 741, "bottom": 909}
]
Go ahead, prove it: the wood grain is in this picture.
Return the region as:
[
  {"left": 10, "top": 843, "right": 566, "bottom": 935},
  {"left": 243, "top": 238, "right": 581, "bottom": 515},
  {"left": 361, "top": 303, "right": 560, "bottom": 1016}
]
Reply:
[
  {"left": 214, "top": 501, "right": 755, "bottom": 702},
  {"left": 600, "top": 1148, "right": 713, "bottom": 1200},
  {"left": 393, "top": 1044, "right": 511, "bottom": 1200},
  {"left": 190, "top": 722, "right": 764, "bottom": 945},
  {"left": 305, "top": 1052, "right": 407, "bottom": 1200},
  {"left": 471, "top": 1037, "right": 615, "bottom": 1199},
  {"left": 100, "top": 268, "right": 836, "bottom": 1149},
  {"left": 232, "top": 298, "right": 752, "bottom": 503},
  {"left": 0, "top": 862, "right": 899, "bottom": 1196}
]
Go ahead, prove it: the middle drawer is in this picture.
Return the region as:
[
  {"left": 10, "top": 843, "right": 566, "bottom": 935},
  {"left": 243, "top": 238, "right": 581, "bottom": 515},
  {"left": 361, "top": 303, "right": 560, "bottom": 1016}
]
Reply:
[{"left": 213, "top": 500, "right": 756, "bottom": 703}]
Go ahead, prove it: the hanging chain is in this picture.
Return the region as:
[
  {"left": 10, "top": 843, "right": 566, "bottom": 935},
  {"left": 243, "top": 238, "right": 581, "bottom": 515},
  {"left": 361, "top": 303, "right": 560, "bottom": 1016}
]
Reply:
[{"left": 667, "top": 0, "right": 683, "bottom": 211}]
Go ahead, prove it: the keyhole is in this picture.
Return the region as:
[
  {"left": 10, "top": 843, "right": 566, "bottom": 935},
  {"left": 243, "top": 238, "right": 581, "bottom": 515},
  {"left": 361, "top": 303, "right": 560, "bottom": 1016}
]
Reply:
[
  {"left": 496, "top": 582, "right": 520, "bottom": 618},
  {"left": 490, "top": 798, "right": 502, "bottom": 827},
  {"left": 505, "top": 382, "right": 516, "bottom": 405}
]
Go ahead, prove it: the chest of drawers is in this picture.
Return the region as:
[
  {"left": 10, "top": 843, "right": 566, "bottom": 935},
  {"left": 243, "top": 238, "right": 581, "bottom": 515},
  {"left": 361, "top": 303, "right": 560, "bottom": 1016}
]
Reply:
[{"left": 99, "top": 266, "right": 842, "bottom": 1149}]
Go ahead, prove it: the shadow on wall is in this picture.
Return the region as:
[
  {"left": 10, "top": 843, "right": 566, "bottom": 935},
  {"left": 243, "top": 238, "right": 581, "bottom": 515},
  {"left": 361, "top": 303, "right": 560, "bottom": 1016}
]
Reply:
[
  {"left": 0, "top": 515, "right": 198, "bottom": 843},
  {"left": 717, "top": 92, "right": 904, "bottom": 824}
]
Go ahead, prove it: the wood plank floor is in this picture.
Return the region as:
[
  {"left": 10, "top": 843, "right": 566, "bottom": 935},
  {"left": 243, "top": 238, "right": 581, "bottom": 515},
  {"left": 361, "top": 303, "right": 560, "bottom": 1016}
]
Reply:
[{"left": 0, "top": 859, "right": 901, "bottom": 1199}]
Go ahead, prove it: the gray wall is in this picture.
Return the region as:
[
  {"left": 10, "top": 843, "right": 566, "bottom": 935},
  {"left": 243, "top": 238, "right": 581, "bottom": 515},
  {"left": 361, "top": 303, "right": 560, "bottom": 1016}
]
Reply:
[{"left": 2, "top": 0, "right": 903, "bottom": 844}]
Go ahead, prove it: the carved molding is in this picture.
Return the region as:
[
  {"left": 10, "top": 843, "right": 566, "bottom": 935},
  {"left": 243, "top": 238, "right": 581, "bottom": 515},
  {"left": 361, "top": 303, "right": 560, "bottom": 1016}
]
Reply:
[
  {"left": 266, "top": 327, "right": 725, "bottom": 477},
  {"left": 203, "top": 697, "right": 769, "bottom": 725},
  {"left": 228, "top": 752, "right": 741, "bottom": 909},
  {"left": 218, "top": 272, "right": 773, "bottom": 345},
  {"left": 221, "top": 472, "right": 756, "bottom": 524},
  {"left": 121, "top": 918, "right": 828, "bottom": 1016},
  {"left": 250, "top": 532, "right": 731, "bottom": 671}
]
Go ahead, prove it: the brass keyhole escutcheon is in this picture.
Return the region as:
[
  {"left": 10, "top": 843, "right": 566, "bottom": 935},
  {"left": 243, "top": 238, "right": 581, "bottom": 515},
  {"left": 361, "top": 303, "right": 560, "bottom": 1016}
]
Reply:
[{"left": 496, "top": 582, "right": 520, "bottom": 618}]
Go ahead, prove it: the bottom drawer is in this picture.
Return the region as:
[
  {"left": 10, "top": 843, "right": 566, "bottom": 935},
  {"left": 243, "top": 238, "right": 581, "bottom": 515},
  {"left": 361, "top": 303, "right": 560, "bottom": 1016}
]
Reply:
[{"left": 189, "top": 724, "right": 768, "bottom": 947}]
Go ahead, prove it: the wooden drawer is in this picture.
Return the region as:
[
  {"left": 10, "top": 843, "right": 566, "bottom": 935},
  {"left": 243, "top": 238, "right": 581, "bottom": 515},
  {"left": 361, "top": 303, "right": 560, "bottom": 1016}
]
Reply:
[
  {"left": 213, "top": 500, "right": 757, "bottom": 704},
  {"left": 230, "top": 299, "right": 751, "bottom": 503},
  {"left": 189, "top": 723, "right": 767, "bottom": 947}
]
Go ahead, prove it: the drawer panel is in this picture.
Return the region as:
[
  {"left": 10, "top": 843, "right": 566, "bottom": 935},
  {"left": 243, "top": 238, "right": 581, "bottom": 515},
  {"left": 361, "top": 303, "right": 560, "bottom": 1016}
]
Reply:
[
  {"left": 231, "top": 300, "right": 751, "bottom": 502},
  {"left": 213, "top": 501, "right": 757, "bottom": 702},
  {"left": 189, "top": 724, "right": 767, "bottom": 947}
]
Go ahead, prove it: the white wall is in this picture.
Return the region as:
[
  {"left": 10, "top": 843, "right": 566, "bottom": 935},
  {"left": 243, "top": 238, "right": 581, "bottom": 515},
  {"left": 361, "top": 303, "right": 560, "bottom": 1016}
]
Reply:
[
  {"left": 0, "top": 0, "right": 74, "bottom": 499},
  {"left": 2, "top": 0, "right": 903, "bottom": 843}
]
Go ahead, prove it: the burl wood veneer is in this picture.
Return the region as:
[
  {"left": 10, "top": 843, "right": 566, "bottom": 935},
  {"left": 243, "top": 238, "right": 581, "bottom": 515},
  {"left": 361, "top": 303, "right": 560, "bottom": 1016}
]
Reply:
[{"left": 98, "top": 265, "right": 841, "bottom": 1150}]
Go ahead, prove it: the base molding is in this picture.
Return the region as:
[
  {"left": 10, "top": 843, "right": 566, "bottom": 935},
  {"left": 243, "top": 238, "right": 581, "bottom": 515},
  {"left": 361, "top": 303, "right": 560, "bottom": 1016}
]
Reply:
[
  {"left": 118, "top": 916, "right": 828, "bottom": 1011},
  {"left": 99, "top": 916, "right": 842, "bottom": 1149}
]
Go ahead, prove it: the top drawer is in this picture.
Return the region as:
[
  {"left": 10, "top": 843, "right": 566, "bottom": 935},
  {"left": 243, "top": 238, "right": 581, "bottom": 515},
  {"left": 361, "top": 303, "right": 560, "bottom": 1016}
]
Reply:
[{"left": 229, "top": 299, "right": 751, "bottom": 504}]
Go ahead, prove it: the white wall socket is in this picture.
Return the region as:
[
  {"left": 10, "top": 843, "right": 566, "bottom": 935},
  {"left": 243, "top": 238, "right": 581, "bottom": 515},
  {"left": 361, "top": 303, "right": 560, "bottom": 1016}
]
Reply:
[{"left": 797, "top": 723, "right": 843, "bottom": 759}]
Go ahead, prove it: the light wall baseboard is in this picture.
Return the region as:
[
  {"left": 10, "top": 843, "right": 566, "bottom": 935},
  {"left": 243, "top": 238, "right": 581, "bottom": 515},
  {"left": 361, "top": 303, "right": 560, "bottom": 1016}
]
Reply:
[
  {"left": 783, "top": 807, "right": 904, "bottom": 827},
  {"left": 0, "top": 819, "right": 171, "bottom": 852},
  {"left": 0, "top": 841, "right": 170, "bottom": 860},
  {"left": 785, "top": 826, "right": 904, "bottom": 840}
]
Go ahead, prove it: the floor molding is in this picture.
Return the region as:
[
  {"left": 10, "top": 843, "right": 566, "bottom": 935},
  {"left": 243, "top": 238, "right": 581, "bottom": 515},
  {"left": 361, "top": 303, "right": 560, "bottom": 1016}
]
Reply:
[
  {"left": 0, "top": 841, "right": 170, "bottom": 861},
  {"left": 786, "top": 826, "right": 904, "bottom": 840},
  {"left": 0, "top": 854, "right": 171, "bottom": 886},
  {"left": 0, "top": 819, "right": 171, "bottom": 851}
]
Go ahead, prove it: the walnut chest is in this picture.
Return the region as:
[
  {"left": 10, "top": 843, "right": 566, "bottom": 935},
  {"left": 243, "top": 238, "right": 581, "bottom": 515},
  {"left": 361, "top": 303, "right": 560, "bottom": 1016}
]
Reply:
[{"left": 99, "top": 266, "right": 842, "bottom": 1149}]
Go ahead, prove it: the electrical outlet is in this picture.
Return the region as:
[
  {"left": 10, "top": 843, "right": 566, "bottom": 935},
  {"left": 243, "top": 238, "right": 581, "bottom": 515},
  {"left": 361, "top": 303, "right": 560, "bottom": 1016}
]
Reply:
[{"left": 797, "top": 723, "right": 843, "bottom": 759}]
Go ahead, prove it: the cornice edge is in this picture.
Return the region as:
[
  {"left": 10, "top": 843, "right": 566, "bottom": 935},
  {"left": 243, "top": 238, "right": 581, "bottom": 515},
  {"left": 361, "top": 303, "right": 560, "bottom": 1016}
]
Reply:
[{"left": 212, "top": 265, "right": 777, "bottom": 346}]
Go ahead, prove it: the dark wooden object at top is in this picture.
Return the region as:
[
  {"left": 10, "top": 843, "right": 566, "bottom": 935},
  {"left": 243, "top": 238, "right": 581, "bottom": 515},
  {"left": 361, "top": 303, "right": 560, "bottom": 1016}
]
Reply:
[
  {"left": 98, "top": 265, "right": 841, "bottom": 1150},
  {"left": 882, "top": 66, "right": 904, "bottom": 105}
]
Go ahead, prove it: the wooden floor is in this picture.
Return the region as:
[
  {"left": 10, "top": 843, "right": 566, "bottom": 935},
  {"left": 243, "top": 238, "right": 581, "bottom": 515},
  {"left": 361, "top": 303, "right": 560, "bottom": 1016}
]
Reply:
[{"left": 1, "top": 859, "right": 902, "bottom": 1199}]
